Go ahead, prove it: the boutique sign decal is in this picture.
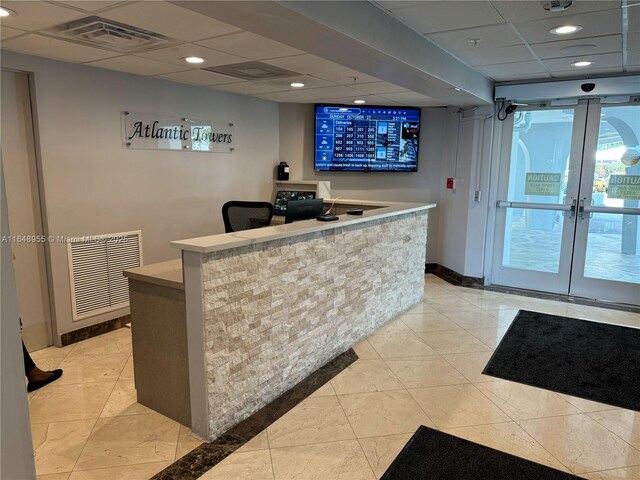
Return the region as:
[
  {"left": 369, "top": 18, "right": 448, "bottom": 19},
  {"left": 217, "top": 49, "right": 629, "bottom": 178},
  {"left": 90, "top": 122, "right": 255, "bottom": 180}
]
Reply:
[{"left": 122, "top": 111, "right": 234, "bottom": 153}]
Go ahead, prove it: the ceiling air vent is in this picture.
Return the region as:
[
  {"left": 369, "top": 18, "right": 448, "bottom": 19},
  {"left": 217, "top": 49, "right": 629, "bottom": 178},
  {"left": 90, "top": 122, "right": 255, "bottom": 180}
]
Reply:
[
  {"left": 202, "top": 61, "right": 300, "bottom": 81},
  {"left": 42, "top": 16, "right": 178, "bottom": 53},
  {"left": 541, "top": 1, "right": 573, "bottom": 12}
]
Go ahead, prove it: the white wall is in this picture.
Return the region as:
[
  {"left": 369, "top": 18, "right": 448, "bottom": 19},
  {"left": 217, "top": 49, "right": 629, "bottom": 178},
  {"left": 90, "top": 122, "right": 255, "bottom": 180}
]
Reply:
[
  {"left": 279, "top": 103, "right": 445, "bottom": 264},
  {"left": 1, "top": 51, "right": 280, "bottom": 340},
  {"left": 1, "top": 164, "right": 36, "bottom": 480}
]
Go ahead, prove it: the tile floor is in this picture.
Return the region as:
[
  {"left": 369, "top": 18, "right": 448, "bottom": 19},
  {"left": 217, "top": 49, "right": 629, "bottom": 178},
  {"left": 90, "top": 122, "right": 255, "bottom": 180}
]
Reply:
[{"left": 29, "top": 274, "right": 640, "bottom": 480}]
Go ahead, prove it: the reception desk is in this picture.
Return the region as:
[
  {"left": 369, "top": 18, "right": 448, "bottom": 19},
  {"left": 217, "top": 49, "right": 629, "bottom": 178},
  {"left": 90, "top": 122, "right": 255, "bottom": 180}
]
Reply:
[{"left": 125, "top": 201, "right": 434, "bottom": 441}]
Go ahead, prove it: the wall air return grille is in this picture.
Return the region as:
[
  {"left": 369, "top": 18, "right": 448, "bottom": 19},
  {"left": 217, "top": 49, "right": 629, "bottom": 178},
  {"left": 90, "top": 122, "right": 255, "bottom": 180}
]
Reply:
[
  {"left": 67, "top": 230, "right": 142, "bottom": 321},
  {"left": 202, "top": 61, "right": 300, "bottom": 81},
  {"left": 42, "top": 16, "right": 177, "bottom": 53}
]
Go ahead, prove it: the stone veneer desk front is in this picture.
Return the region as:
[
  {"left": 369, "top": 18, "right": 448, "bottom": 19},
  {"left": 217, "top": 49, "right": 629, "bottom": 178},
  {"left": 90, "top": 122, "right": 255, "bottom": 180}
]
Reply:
[{"left": 134, "top": 202, "right": 434, "bottom": 441}]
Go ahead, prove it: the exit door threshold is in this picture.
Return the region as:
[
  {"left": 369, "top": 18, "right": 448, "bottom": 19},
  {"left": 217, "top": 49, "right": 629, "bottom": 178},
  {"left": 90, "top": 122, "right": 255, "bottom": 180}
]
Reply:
[{"left": 485, "top": 284, "right": 640, "bottom": 314}]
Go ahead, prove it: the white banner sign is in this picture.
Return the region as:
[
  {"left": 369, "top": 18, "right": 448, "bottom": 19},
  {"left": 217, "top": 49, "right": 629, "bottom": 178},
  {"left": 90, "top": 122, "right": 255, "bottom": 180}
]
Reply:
[{"left": 122, "top": 111, "right": 234, "bottom": 153}]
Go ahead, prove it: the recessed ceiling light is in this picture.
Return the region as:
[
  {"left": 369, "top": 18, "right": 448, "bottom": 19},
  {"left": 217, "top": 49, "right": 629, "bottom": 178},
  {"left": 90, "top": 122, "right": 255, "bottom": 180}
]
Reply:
[
  {"left": 184, "top": 57, "right": 205, "bottom": 64},
  {"left": 0, "top": 7, "right": 16, "bottom": 16},
  {"left": 550, "top": 25, "right": 582, "bottom": 35},
  {"left": 290, "top": 82, "right": 305, "bottom": 88},
  {"left": 354, "top": 99, "right": 366, "bottom": 104},
  {"left": 454, "top": 87, "right": 461, "bottom": 91},
  {"left": 571, "top": 60, "right": 593, "bottom": 67}
]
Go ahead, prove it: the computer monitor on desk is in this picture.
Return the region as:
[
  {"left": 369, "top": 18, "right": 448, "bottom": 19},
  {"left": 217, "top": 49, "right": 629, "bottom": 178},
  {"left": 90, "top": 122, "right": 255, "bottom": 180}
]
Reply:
[{"left": 285, "top": 198, "right": 324, "bottom": 224}]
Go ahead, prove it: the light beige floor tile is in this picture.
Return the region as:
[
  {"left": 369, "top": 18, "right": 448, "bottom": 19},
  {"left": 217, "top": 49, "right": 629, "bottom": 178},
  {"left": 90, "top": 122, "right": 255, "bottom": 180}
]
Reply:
[
  {"left": 399, "top": 313, "right": 462, "bottom": 333},
  {"left": 518, "top": 414, "right": 640, "bottom": 474},
  {"left": 405, "top": 303, "right": 440, "bottom": 315},
  {"left": 423, "top": 285, "right": 453, "bottom": 299},
  {"left": 385, "top": 356, "right": 467, "bottom": 389},
  {"left": 338, "top": 390, "right": 434, "bottom": 438},
  {"left": 119, "top": 355, "right": 134, "bottom": 381},
  {"left": 481, "top": 307, "right": 520, "bottom": 323},
  {"left": 74, "top": 413, "right": 180, "bottom": 470},
  {"left": 442, "top": 311, "right": 505, "bottom": 330},
  {"left": 418, "top": 330, "right": 492, "bottom": 355},
  {"left": 271, "top": 440, "right": 374, "bottom": 480},
  {"left": 35, "top": 357, "right": 64, "bottom": 371},
  {"left": 409, "top": 384, "right": 510, "bottom": 428},
  {"left": 442, "top": 351, "right": 495, "bottom": 383},
  {"left": 367, "top": 333, "right": 438, "bottom": 359},
  {"left": 476, "top": 381, "right": 581, "bottom": 420},
  {"left": 33, "top": 419, "right": 96, "bottom": 475},
  {"left": 237, "top": 430, "right": 269, "bottom": 453},
  {"left": 267, "top": 396, "right": 354, "bottom": 448},
  {"left": 352, "top": 339, "right": 381, "bottom": 360},
  {"left": 29, "top": 382, "right": 115, "bottom": 424},
  {"left": 175, "top": 424, "right": 204, "bottom": 459},
  {"left": 37, "top": 473, "right": 71, "bottom": 480},
  {"left": 56, "top": 353, "right": 128, "bottom": 385},
  {"left": 559, "top": 394, "right": 621, "bottom": 413},
  {"left": 566, "top": 306, "right": 640, "bottom": 328},
  {"left": 589, "top": 410, "right": 640, "bottom": 450},
  {"left": 199, "top": 450, "right": 274, "bottom": 480},
  {"left": 100, "top": 378, "right": 153, "bottom": 417},
  {"left": 309, "top": 382, "right": 336, "bottom": 398},
  {"left": 465, "top": 326, "right": 509, "bottom": 349},
  {"left": 424, "top": 297, "right": 480, "bottom": 313},
  {"left": 358, "top": 433, "right": 411, "bottom": 479},
  {"left": 31, "top": 345, "right": 74, "bottom": 362},
  {"left": 330, "top": 360, "right": 403, "bottom": 395},
  {"left": 584, "top": 466, "right": 640, "bottom": 479},
  {"left": 67, "top": 461, "right": 171, "bottom": 480},
  {"left": 68, "top": 331, "right": 131, "bottom": 357},
  {"left": 442, "top": 422, "right": 568, "bottom": 471},
  {"left": 375, "top": 318, "right": 411, "bottom": 334}
]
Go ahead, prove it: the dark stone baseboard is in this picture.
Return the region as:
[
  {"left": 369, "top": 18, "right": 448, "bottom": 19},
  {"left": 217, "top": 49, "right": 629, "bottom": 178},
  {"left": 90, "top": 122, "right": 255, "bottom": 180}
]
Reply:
[
  {"left": 60, "top": 314, "right": 130, "bottom": 346},
  {"left": 424, "top": 263, "right": 438, "bottom": 273},
  {"left": 434, "top": 264, "right": 484, "bottom": 288},
  {"left": 152, "top": 348, "right": 358, "bottom": 480}
]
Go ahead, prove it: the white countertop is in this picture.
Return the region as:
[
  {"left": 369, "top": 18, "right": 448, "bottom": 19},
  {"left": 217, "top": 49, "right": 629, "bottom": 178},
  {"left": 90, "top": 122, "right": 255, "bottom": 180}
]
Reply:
[{"left": 171, "top": 202, "right": 435, "bottom": 254}]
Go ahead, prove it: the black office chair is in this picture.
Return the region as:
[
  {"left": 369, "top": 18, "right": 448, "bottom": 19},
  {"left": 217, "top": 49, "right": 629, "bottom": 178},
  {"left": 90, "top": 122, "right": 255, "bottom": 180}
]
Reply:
[{"left": 222, "top": 201, "right": 274, "bottom": 233}]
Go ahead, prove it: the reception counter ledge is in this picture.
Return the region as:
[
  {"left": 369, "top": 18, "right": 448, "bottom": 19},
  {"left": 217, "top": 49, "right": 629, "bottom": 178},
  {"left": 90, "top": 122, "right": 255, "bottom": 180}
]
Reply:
[{"left": 129, "top": 202, "right": 434, "bottom": 441}]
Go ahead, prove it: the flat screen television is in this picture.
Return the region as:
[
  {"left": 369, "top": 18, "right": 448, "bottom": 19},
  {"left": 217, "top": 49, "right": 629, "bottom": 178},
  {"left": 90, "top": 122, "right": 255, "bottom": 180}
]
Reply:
[{"left": 314, "top": 104, "right": 420, "bottom": 172}]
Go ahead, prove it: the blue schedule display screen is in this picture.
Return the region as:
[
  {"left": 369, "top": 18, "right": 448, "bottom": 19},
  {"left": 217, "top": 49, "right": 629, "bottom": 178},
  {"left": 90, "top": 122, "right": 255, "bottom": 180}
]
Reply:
[{"left": 314, "top": 105, "right": 420, "bottom": 172}]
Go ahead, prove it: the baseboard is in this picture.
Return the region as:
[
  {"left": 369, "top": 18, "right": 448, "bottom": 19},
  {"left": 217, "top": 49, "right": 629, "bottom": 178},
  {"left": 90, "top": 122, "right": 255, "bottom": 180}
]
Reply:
[
  {"left": 424, "top": 263, "right": 438, "bottom": 273},
  {"left": 433, "top": 264, "right": 484, "bottom": 288},
  {"left": 60, "top": 314, "right": 130, "bottom": 346}
]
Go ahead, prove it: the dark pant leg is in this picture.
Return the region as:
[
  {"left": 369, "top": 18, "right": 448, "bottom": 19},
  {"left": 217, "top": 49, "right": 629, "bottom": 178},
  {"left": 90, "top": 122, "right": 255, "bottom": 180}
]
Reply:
[{"left": 23, "top": 340, "right": 35, "bottom": 376}]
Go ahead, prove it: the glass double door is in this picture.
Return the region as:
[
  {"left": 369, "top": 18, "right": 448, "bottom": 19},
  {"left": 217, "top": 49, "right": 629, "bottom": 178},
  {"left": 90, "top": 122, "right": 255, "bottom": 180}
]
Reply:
[{"left": 492, "top": 98, "right": 640, "bottom": 305}]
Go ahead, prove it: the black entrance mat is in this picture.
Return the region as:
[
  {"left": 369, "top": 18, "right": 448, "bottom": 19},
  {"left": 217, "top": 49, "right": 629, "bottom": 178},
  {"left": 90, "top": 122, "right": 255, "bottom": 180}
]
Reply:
[
  {"left": 381, "top": 426, "right": 582, "bottom": 479},
  {"left": 483, "top": 309, "right": 640, "bottom": 412}
]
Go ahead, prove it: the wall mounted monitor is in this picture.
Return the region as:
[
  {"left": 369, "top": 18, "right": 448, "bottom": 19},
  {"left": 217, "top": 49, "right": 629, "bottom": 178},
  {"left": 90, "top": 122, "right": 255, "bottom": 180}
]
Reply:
[{"left": 314, "top": 105, "right": 420, "bottom": 172}]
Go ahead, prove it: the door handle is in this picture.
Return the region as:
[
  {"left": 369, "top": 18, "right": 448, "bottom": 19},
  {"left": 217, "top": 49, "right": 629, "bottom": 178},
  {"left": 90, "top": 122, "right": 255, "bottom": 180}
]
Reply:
[
  {"left": 569, "top": 198, "right": 577, "bottom": 218},
  {"left": 578, "top": 198, "right": 585, "bottom": 219}
]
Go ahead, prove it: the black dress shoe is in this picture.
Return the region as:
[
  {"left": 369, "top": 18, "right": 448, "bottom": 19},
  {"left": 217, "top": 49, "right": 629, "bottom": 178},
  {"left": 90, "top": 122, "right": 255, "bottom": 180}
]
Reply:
[{"left": 27, "top": 369, "right": 63, "bottom": 392}]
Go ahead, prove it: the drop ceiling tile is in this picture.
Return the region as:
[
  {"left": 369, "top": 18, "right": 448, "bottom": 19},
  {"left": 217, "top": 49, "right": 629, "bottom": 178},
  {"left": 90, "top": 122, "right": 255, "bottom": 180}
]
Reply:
[
  {"left": 628, "top": 31, "right": 640, "bottom": 53},
  {"left": 460, "top": 45, "right": 536, "bottom": 66},
  {"left": 48, "top": 1, "right": 127, "bottom": 13},
  {"left": 212, "top": 81, "right": 295, "bottom": 95},
  {"left": 542, "top": 52, "right": 622, "bottom": 71},
  {"left": 351, "top": 82, "right": 409, "bottom": 95},
  {"left": 99, "top": 1, "right": 241, "bottom": 42},
  {"left": 477, "top": 60, "right": 548, "bottom": 77},
  {"left": 628, "top": 3, "right": 640, "bottom": 31},
  {"left": 376, "top": 1, "right": 427, "bottom": 10},
  {"left": 531, "top": 34, "right": 621, "bottom": 59},
  {"left": 2, "top": 34, "right": 119, "bottom": 63},
  {"left": 377, "top": 91, "right": 441, "bottom": 106},
  {"left": 157, "top": 69, "right": 243, "bottom": 87},
  {"left": 491, "top": 72, "right": 552, "bottom": 82},
  {"left": 253, "top": 90, "right": 321, "bottom": 102},
  {"left": 195, "top": 32, "right": 304, "bottom": 61},
  {"left": 428, "top": 24, "right": 523, "bottom": 52},
  {"left": 514, "top": 9, "right": 622, "bottom": 45},
  {"left": 388, "top": 1, "right": 505, "bottom": 34},
  {"left": 302, "top": 85, "right": 369, "bottom": 99},
  {"left": 490, "top": 1, "right": 621, "bottom": 23},
  {"left": 0, "top": 1, "right": 86, "bottom": 31},
  {"left": 85, "top": 55, "right": 188, "bottom": 76},
  {"left": 135, "top": 44, "right": 245, "bottom": 68},
  {"left": 627, "top": 50, "right": 640, "bottom": 65},
  {"left": 0, "top": 26, "right": 27, "bottom": 41},
  {"left": 264, "top": 54, "right": 379, "bottom": 83},
  {"left": 551, "top": 66, "right": 623, "bottom": 77}
]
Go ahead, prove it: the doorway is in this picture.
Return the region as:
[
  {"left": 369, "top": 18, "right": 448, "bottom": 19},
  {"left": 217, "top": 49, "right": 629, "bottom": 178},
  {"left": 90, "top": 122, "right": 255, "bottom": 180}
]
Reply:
[
  {"left": 1, "top": 70, "right": 53, "bottom": 349},
  {"left": 491, "top": 98, "right": 640, "bottom": 306}
]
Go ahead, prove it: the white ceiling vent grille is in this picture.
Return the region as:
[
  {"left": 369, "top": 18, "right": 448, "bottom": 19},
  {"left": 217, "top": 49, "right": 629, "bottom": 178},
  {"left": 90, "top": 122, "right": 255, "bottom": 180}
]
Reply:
[
  {"left": 42, "top": 16, "right": 177, "bottom": 53},
  {"left": 202, "top": 61, "right": 301, "bottom": 81},
  {"left": 67, "top": 230, "right": 143, "bottom": 321}
]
